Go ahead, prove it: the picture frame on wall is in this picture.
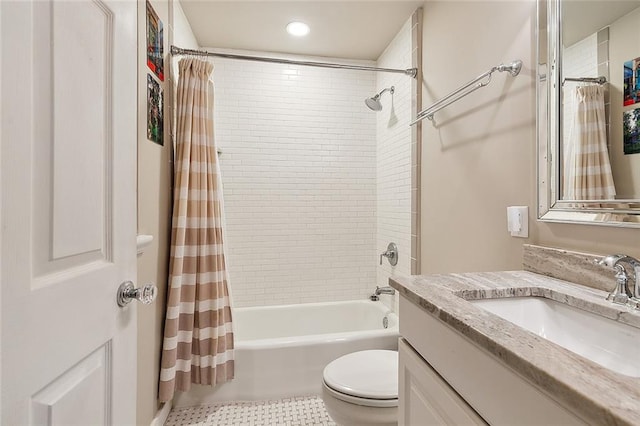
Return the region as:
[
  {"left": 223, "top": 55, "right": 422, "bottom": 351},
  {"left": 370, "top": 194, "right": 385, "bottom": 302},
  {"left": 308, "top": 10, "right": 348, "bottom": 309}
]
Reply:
[
  {"left": 623, "top": 57, "right": 640, "bottom": 106},
  {"left": 623, "top": 108, "right": 640, "bottom": 154},
  {"left": 147, "top": 74, "right": 163, "bottom": 146},
  {"left": 146, "top": 1, "right": 164, "bottom": 81}
]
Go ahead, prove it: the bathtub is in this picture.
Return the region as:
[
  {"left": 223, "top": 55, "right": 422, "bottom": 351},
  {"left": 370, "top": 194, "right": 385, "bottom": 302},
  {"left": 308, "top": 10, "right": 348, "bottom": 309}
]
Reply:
[{"left": 172, "top": 299, "right": 399, "bottom": 407}]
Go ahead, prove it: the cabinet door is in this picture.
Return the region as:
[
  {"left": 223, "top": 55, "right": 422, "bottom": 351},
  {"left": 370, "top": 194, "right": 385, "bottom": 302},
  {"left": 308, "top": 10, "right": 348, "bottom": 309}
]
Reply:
[{"left": 399, "top": 338, "right": 487, "bottom": 426}]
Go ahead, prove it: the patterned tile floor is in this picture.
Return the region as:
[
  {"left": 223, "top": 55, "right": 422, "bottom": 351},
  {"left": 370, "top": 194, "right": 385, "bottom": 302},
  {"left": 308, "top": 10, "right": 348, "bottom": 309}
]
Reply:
[{"left": 164, "top": 395, "right": 337, "bottom": 426}]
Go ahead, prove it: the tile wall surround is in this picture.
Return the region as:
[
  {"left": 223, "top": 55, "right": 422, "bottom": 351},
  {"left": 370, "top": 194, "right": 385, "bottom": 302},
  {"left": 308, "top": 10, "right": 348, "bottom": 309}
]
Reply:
[
  {"left": 596, "top": 27, "right": 610, "bottom": 142},
  {"left": 212, "top": 14, "right": 419, "bottom": 308},
  {"left": 523, "top": 244, "right": 620, "bottom": 292},
  {"left": 562, "top": 30, "right": 611, "bottom": 148},
  {"left": 212, "top": 50, "right": 378, "bottom": 307},
  {"left": 376, "top": 18, "right": 413, "bottom": 307},
  {"left": 562, "top": 34, "right": 598, "bottom": 147},
  {"left": 410, "top": 10, "right": 423, "bottom": 276}
]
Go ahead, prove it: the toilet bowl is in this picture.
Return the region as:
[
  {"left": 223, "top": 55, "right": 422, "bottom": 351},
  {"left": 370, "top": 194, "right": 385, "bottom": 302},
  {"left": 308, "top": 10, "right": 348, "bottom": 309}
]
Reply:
[{"left": 321, "top": 350, "right": 398, "bottom": 426}]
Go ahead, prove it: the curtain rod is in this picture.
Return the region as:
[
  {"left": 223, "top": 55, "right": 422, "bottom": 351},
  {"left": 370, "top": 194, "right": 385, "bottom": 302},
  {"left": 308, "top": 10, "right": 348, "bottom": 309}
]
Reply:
[{"left": 170, "top": 45, "right": 418, "bottom": 78}]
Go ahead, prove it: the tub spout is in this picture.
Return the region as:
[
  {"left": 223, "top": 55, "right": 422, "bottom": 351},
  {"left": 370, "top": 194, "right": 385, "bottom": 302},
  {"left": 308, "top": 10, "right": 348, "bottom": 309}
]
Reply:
[{"left": 370, "top": 286, "right": 396, "bottom": 301}]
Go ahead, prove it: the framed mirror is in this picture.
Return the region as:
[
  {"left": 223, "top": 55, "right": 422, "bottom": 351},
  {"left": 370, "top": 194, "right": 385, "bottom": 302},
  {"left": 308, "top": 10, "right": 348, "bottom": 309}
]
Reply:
[{"left": 537, "top": 0, "right": 640, "bottom": 227}]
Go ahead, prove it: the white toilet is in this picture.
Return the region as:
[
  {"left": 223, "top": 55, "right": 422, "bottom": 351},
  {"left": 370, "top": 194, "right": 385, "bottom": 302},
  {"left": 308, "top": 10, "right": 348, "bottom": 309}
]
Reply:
[{"left": 321, "top": 350, "right": 398, "bottom": 426}]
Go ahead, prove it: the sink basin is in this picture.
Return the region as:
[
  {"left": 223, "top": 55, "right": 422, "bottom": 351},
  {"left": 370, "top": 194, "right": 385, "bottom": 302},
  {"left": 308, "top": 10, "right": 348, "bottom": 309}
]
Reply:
[{"left": 470, "top": 297, "right": 640, "bottom": 378}]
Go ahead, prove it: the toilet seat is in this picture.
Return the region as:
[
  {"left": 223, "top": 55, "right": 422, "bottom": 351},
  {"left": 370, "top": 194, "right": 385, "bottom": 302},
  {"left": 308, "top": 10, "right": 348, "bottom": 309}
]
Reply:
[{"left": 322, "top": 350, "right": 398, "bottom": 408}]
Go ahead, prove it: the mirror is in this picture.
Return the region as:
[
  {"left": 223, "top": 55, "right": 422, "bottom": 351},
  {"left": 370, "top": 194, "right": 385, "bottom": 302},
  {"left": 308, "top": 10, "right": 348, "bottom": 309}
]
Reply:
[{"left": 538, "top": 0, "right": 640, "bottom": 226}]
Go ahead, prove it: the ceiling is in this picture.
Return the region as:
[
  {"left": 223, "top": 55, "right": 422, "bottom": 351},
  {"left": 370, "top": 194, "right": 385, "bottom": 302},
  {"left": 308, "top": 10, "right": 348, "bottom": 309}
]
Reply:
[
  {"left": 563, "top": 1, "right": 640, "bottom": 46},
  {"left": 179, "top": 1, "right": 424, "bottom": 60}
]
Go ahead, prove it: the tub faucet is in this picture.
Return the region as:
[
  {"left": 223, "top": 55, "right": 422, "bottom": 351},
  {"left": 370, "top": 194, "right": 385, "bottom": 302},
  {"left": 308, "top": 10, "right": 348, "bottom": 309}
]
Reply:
[
  {"left": 370, "top": 286, "right": 396, "bottom": 301},
  {"left": 597, "top": 254, "right": 640, "bottom": 309}
]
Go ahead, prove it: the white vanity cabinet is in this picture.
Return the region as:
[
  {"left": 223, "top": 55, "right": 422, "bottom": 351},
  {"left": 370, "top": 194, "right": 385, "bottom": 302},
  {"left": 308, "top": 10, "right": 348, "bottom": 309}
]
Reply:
[
  {"left": 398, "top": 295, "right": 587, "bottom": 426},
  {"left": 398, "top": 338, "right": 486, "bottom": 425}
]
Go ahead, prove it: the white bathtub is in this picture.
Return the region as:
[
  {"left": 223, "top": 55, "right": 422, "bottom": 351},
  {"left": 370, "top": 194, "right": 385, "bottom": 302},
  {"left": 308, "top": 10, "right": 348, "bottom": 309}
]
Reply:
[{"left": 172, "top": 300, "right": 399, "bottom": 407}]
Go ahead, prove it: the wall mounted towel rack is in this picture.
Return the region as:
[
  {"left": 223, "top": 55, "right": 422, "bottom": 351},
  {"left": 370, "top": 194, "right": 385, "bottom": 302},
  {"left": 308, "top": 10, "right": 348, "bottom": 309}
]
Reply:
[
  {"left": 410, "top": 60, "right": 523, "bottom": 125},
  {"left": 562, "top": 76, "right": 607, "bottom": 86}
]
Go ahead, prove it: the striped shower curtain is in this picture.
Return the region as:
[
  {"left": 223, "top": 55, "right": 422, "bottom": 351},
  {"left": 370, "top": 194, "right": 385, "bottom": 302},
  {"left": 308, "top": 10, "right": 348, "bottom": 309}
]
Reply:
[
  {"left": 563, "top": 85, "right": 616, "bottom": 201},
  {"left": 159, "top": 58, "right": 234, "bottom": 402}
]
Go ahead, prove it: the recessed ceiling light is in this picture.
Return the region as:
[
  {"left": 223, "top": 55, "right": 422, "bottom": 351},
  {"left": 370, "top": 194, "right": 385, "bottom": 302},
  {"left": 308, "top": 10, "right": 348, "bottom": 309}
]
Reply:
[{"left": 286, "top": 21, "right": 310, "bottom": 37}]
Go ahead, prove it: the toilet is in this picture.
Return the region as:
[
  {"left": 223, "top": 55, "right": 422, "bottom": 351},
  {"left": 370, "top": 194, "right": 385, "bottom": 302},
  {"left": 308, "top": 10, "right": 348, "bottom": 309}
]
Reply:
[{"left": 321, "top": 350, "right": 398, "bottom": 426}]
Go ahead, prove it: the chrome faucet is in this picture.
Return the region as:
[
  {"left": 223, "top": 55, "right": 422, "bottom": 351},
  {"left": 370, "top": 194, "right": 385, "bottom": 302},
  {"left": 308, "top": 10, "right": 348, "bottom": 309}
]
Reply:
[
  {"left": 597, "top": 254, "right": 640, "bottom": 309},
  {"left": 370, "top": 286, "right": 396, "bottom": 301}
]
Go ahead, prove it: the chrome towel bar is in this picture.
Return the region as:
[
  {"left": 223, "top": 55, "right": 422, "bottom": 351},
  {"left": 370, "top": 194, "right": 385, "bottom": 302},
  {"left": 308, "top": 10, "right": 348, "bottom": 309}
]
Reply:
[
  {"left": 562, "top": 76, "right": 607, "bottom": 86},
  {"left": 411, "top": 60, "right": 522, "bottom": 125}
]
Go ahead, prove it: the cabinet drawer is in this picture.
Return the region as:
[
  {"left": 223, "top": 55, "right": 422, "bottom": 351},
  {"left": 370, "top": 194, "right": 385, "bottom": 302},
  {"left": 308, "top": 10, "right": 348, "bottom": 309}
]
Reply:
[{"left": 399, "top": 338, "right": 487, "bottom": 426}]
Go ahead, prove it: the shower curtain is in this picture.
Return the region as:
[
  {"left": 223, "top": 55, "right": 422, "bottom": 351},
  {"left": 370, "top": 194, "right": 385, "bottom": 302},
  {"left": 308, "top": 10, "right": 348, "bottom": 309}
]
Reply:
[
  {"left": 563, "top": 85, "right": 616, "bottom": 201},
  {"left": 159, "top": 58, "right": 234, "bottom": 403}
]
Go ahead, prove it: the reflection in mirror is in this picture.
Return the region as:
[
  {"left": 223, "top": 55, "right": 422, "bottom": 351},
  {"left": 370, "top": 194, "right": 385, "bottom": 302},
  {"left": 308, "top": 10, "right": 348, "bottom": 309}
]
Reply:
[
  {"left": 562, "top": 1, "right": 640, "bottom": 201},
  {"left": 537, "top": 0, "right": 640, "bottom": 226}
]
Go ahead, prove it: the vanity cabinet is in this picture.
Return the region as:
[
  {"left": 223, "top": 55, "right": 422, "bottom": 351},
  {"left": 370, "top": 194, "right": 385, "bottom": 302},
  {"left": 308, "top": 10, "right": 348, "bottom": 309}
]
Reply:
[
  {"left": 398, "top": 338, "right": 486, "bottom": 425},
  {"left": 399, "top": 295, "right": 587, "bottom": 426}
]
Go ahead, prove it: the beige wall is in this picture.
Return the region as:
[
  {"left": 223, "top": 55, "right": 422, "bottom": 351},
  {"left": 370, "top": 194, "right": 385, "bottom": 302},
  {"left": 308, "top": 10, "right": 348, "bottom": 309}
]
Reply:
[
  {"left": 420, "top": 1, "right": 536, "bottom": 273},
  {"left": 136, "top": 0, "right": 171, "bottom": 424},
  {"left": 137, "top": 1, "right": 198, "bottom": 425},
  {"left": 420, "top": 0, "right": 640, "bottom": 275},
  {"left": 610, "top": 7, "right": 640, "bottom": 199}
]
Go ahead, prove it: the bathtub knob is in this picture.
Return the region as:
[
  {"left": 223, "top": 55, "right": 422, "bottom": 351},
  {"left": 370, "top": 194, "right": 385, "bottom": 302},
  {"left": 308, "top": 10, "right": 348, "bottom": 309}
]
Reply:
[
  {"left": 117, "top": 281, "right": 158, "bottom": 307},
  {"left": 379, "top": 242, "right": 398, "bottom": 266}
]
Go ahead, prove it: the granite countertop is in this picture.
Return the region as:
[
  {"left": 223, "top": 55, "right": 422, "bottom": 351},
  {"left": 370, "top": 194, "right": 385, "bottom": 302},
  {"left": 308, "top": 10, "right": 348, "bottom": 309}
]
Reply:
[{"left": 390, "top": 270, "right": 640, "bottom": 426}]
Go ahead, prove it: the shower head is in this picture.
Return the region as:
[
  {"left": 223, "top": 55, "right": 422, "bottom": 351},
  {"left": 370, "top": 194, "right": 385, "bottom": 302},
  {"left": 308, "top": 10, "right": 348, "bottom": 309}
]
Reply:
[
  {"left": 365, "top": 86, "right": 394, "bottom": 111},
  {"left": 365, "top": 97, "right": 383, "bottom": 111}
]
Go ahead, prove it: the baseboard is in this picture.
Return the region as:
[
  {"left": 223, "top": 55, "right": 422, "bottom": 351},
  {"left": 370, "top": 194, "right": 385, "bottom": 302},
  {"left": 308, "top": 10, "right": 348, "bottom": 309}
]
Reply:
[{"left": 150, "top": 401, "right": 172, "bottom": 426}]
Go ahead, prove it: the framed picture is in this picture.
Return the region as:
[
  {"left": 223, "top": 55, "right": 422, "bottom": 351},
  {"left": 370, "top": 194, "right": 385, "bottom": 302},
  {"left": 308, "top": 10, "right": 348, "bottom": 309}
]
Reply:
[
  {"left": 623, "top": 57, "right": 640, "bottom": 106},
  {"left": 146, "top": 1, "right": 164, "bottom": 81},
  {"left": 623, "top": 108, "right": 640, "bottom": 155},
  {"left": 147, "top": 74, "right": 163, "bottom": 146}
]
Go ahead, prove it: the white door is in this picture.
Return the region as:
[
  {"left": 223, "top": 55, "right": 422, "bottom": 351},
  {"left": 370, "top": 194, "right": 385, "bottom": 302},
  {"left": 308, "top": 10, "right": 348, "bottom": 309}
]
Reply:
[{"left": 1, "top": 0, "right": 138, "bottom": 424}]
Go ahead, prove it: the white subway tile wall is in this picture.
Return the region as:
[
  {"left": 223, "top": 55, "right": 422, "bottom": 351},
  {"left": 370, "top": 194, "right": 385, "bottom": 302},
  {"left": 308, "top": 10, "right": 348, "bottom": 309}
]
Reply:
[
  {"left": 376, "top": 19, "right": 413, "bottom": 308},
  {"left": 212, "top": 52, "right": 378, "bottom": 306},
  {"left": 562, "top": 33, "right": 598, "bottom": 145}
]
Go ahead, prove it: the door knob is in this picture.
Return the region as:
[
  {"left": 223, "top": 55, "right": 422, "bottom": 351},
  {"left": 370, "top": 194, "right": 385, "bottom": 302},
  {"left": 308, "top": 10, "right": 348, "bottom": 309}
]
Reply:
[{"left": 117, "top": 281, "right": 157, "bottom": 307}]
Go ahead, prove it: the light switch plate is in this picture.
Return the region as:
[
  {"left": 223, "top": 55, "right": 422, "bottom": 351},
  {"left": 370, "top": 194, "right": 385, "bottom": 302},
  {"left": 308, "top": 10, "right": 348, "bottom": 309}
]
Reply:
[{"left": 507, "top": 206, "right": 528, "bottom": 238}]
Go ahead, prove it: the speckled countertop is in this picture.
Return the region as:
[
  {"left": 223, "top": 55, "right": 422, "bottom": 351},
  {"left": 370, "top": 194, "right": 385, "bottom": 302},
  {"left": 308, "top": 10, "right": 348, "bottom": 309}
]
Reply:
[{"left": 390, "top": 270, "right": 640, "bottom": 426}]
